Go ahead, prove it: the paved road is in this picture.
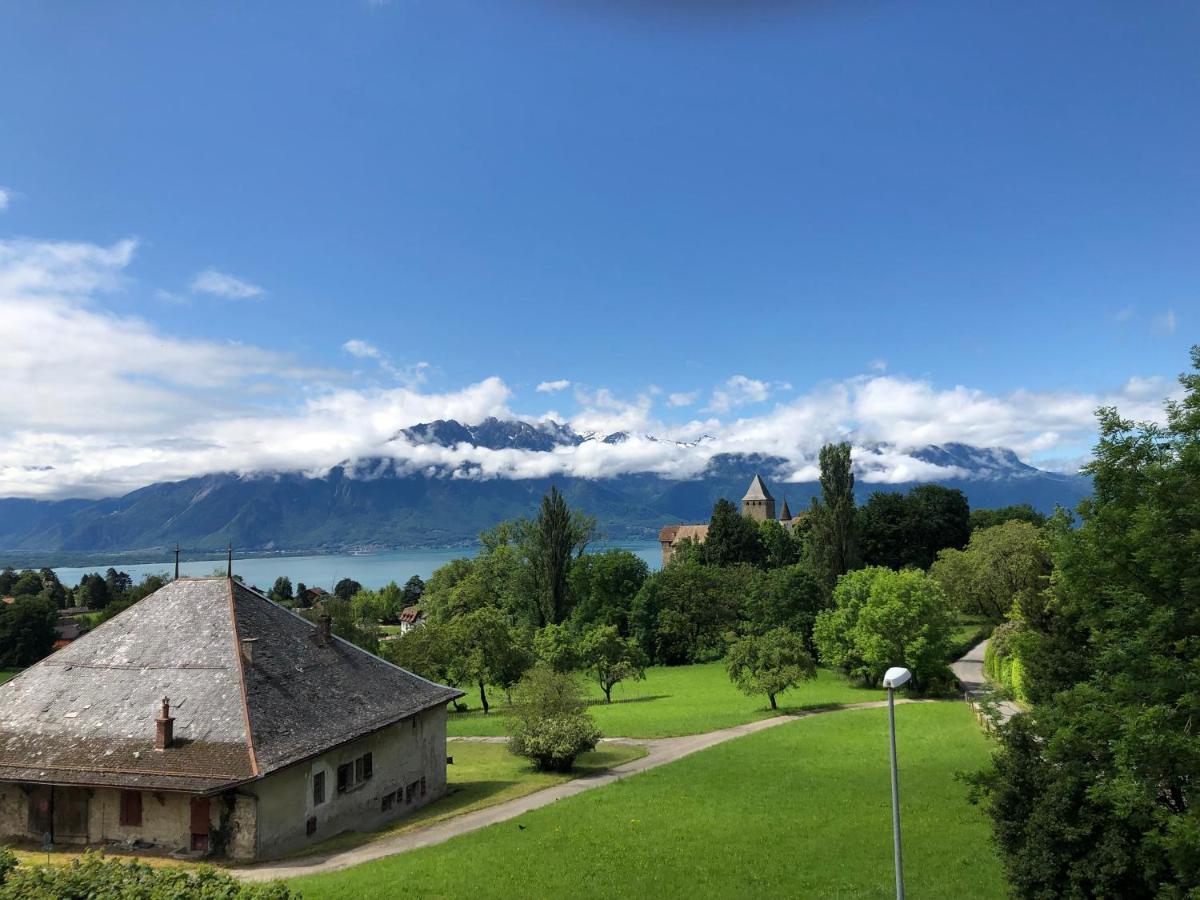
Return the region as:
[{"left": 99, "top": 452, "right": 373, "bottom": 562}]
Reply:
[
  {"left": 236, "top": 698, "right": 920, "bottom": 881},
  {"left": 951, "top": 638, "right": 1022, "bottom": 725}
]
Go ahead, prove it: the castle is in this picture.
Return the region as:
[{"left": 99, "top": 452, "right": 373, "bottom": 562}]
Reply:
[{"left": 658, "top": 473, "right": 805, "bottom": 566}]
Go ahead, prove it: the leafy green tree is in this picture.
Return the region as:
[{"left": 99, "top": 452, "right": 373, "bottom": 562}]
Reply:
[
  {"left": 757, "top": 517, "right": 802, "bottom": 569},
  {"left": 349, "top": 588, "right": 387, "bottom": 627},
  {"left": 0, "top": 596, "right": 57, "bottom": 666},
  {"left": 400, "top": 574, "right": 425, "bottom": 606},
  {"left": 451, "top": 606, "right": 532, "bottom": 714},
  {"left": 858, "top": 485, "right": 970, "bottom": 571},
  {"left": 631, "top": 561, "right": 743, "bottom": 665},
  {"left": 73, "top": 573, "right": 111, "bottom": 609},
  {"left": 568, "top": 549, "right": 648, "bottom": 635},
  {"left": 377, "top": 581, "right": 404, "bottom": 622},
  {"left": 930, "top": 521, "right": 1052, "bottom": 621},
  {"left": 0, "top": 567, "right": 15, "bottom": 596},
  {"left": 507, "top": 666, "right": 601, "bottom": 772},
  {"left": 726, "top": 627, "right": 816, "bottom": 710},
  {"left": 383, "top": 619, "right": 457, "bottom": 687},
  {"left": 532, "top": 623, "right": 580, "bottom": 673},
  {"left": 579, "top": 624, "right": 648, "bottom": 702},
  {"left": 743, "top": 562, "right": 826, "bottom": 650},
  {"left": 704, "top": 498, "right": 766, "bottom": 567},
  {"left": 268, "top": 576, "right": 294, "bottom": 605},
  {"left": 813, "top": 566, "right": 952, "bottom": 689},
  {"left": 10, "top": 570, "right": 43, "bottom": 599},
  {"left": 526, "top": 486, "right": 596, "bottom": 626},
  {"left": 906, "top": 484, "right": 971, "bottom": 567},
  {"left": 969, "top": 349, "right": 1200, "bottom": 898},
  {"left": 104, "top": 567, "right": 132, "bottom": 599},
  {"left": 856, "top": 491, "right": 913, "bottom": 571},
  {"left": 333, "top": 578, "right": 362, "bottom": 602},
  {"left": 808, "top": 442, "right": 860, "bottom": 592},
  {"left": 970, "top": 503, "right": 1046, "bottom": 531}
]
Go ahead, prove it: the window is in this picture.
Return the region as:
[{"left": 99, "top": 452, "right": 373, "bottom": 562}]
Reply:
[
  {"left": 381, "top": 791, "right": 394, "bottom": 812},
  {"left": 355, "top": 757, "right": 364, "bottom": 783},
  {"left": 406, "top": 780, "right": 419, "bottom": 804},
  {"left": 337, "top": 763, "right": 352, "bottom": 794},
  {"left": 119, "top": 790, "right": 142, "bottom": 827},
  {"left": 306, "top": 816, "right": 317, "bottom": 836},
  {"left": 363, "top": 752, "right": 373, "bottom": 781},
  {"left": 313, "top": 771, "right": 326, "bottom": 806},
  {"left": 420, "top": 776, "right": 427, "bottom": 797},
  {"left": 337, "top": 753, "right": 374, "bottom": 794}
]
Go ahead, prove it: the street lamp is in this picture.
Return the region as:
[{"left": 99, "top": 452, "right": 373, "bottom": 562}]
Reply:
[{"left": 883, "top": 666, "right": 912, "bottom": 900}]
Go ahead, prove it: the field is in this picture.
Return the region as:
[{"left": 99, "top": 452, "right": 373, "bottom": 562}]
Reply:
[
  {"left": 448, "top": 662, "right": 886, "bottom": 738},
  {"left": 293, "top": 702, "right": 1004, "bottom": 899},
  {"left": 0, "top": 670, "right": 21, "bottom": 685}
]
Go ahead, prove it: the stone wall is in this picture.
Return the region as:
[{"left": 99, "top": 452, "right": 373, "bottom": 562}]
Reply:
[{"left": 249, "top": 704, "right": 448, "bottom": 859}]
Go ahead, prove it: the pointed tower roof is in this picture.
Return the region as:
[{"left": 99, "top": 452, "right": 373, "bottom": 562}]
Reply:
[
  {"left": 743, "top": 473, "right": 774, "bottom": 502},
  {"left": 780, "top": 498, "right": 792, "bottom": 520},
  {"left": 0, "top": 577, "right": 461, "bottom": 793}
]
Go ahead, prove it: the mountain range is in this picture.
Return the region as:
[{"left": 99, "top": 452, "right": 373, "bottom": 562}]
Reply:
[{"left": 0, "top": 418, "right": 1090, "bottom": 559}]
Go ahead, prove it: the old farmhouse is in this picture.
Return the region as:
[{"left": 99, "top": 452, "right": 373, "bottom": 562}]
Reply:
[
  {"left": 658, "top": 474, "right": 806, "bottom": 566},
  {"left": 0, "top": 576, "right": 461, "bottom": 861}
]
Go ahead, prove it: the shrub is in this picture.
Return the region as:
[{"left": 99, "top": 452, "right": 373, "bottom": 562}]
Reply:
[
  {"left": 508, "top": 666, "right": 601, "bottom": 772},
  {"left": 0, "top": 851, "right": 296, "bottom": 898}
]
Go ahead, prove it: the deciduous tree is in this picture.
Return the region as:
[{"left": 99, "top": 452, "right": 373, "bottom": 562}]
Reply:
[{"left": 725, "top": 628, "right": 816, "bottom": 710}]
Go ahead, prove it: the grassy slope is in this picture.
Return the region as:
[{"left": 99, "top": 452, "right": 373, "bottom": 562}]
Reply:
[
  {"left": 449, "top": 662, "right": 886, "bottom": 738},
  {"left": 0, "top": 670, "right": 21, "bottom": 684},
  {"left": 294, "top": 702, "right": 1003, "bottom": 899}
]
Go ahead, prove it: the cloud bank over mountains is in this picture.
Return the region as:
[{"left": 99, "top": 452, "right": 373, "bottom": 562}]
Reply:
[{"left": 0, "top": 235, "right": 1180, "bottom": 500}]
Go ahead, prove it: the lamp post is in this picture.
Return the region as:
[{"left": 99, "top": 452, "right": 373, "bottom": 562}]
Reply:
[{"left": 882, "top": 666, "right": 912, "bottom": 900}]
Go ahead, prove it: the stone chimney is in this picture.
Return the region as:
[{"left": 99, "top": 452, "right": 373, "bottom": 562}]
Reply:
[
  {"left": 155, "top": 696, "right": 174, "bottom": 750},
  {"left": 240, "top": 637, "right": 259, "bottom": 666},
  {"left": 315, "top": 614, "right": 332, "bottom": 646}
]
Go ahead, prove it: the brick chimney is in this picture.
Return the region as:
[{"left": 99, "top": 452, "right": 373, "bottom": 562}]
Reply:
[
  {"left": 240, "top": 637, "right": 259, "bottom": 666},
  {"left": 155, "top": 696, "right": 174, "bottom": 750},
  {"left": 315, "top": 614, "right": 332, "bottom": 646}
]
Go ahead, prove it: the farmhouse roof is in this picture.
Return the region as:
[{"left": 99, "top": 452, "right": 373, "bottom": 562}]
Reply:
[
  {"left": 743, "top": 474, "right": 774, "bottom": 502},
  {"left": 0, "top": 577, "right": 461, "bottom": 794}
]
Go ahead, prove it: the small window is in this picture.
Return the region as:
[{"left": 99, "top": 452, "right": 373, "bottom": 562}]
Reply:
[
  {"left": 420, "top": 776, "right": 426, "bottom": 797},
  {"left": 406, "top": 780, "right": 419, "bottom": 804},
  {"left": 119, "top": 790, "right": 142, "bottom": 827},
  {"left": 355, "top": 757, "right": 365, "bottom": 783},
  {"left": 362, "top": 752, "right": 373, "bottom": 781},
  {"left": 306, "top": 816, "right": 317, "bottom": 836},
  {"left": 381, "top": 792, "right": 394, "bottom": 812},
  {"left": 313, "top": 771, "right": 326, "bottom": 806},
  {"left": 337, "top": 762, "right": 352, "bottom": 794}
]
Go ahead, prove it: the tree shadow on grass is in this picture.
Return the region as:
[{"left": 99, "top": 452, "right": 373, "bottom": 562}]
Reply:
[{"left": 585, "top": 694, "right": 670, "bottom": 708}]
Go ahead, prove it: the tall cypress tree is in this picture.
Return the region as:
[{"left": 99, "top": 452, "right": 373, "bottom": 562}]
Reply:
[{"left": 809, "top": 442, "right": 860, "bottom": 592}]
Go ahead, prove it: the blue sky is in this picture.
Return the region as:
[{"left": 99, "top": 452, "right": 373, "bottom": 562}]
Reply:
[{"left": 0, "top": 2, "right": 1196, "bottom": 498}]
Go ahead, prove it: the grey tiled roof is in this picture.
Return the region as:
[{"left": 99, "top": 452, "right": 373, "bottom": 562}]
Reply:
[
  {"left": 743, "top": 474, "right": 774, "bottom": 501},
  {"left": 0, "top": 577, "right": 460, "bottom": 793}
]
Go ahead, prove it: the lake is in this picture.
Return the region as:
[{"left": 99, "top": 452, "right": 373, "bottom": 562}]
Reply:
[{"left": 52, "top": 541, "right": 663, "bottom": 591}]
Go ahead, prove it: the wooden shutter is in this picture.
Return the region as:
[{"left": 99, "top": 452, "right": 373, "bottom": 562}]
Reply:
[{"left": 119, "top": 791, "right": 142, "bottom": 827}]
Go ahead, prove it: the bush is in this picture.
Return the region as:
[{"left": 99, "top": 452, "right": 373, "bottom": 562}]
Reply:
[
  {"left": 507, "top": 666, "right": 601, "bottom": 772},
  {"left": 0, "top": 851, "right": 296, "bottom": 898},
  {"left": 983, "top": 621, "right": 1028, "bottom": 702}
]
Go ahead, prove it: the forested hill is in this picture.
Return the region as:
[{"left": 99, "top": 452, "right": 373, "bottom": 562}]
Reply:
[{"left": 0, "top": 437, "right": 1089, "bottom": 556}]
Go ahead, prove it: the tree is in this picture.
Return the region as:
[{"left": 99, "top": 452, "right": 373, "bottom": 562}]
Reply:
[
  {"left": 930, "top": 521, "right": 1052, "bottom": 622},
  {"left": 400, "top": 575, "right": 425, "bottom": 606},
  {"left": 906, "top": 484, "right": 971, "bottom": 568},
  {"left": 333, "top": 578, "right": 362, "bottom": 602},
  {"left": 579, "top": 625, "right": 648, "bottom": 702},
  {"left": 743, "top": 562, "right": 826, "bottom": 650},
  {"left": 726, "top": 628, "right": 816, "bottom": 710},
  {"left": 532, "top": 623, "right": 580, "bottom": 673},
  {"left": 969, "top": 348, "right": 1200, "bottom": 897},
  {"left": 808, "top": 442, "right": 859, "bottom": 592},
  {"left": 704, "top": 498, "right": 765, "bottom": 567},
  {"left": 525, "top": 486, "right": 596, "bottom": 626},
  {"left": 857, "top": 491, "right": 913, "bottom": 571},
  {"left": 507, "top": 666, "right": 601, "bottom": 772},
  {"left": 631, "top": 561, "right": 745, "bottom": 665},
  {"left": 0, "top": 567, "right": 15, "bottom": 596},
  {"left": 268, "top": 576, "right": 294, "bottom": 605},
  {"left": 568, "top": 549, "right": 648, "bottom": 635},
  {"left": 451, "top": 606, "right": 531, "bottom": 714},
  {"left": 858, "top": 485, "right": 971, "bottom": 571},
  {"left": 10, "top": 570, "right": 43, "bottom": 599},
  {"left": 73, "top": 573, "right": 111, "bottom": 610},
  {"left": 104, "top": 567, "right": 133, "bottom": 599},
  {"left": 970, "top": 503, "right": 1046, "bottom": 531},
  {"left": 0, "top": 596, "right": 57, "bottom": 667},
  {"left": 757, "top": 517, "right": 803, "bottom": 569},
  {"left": 383, "top": 619, "right": 457, "bottom": 687},
  {"left": 813, "top": 566, "right": 952, "bottom": 689}
]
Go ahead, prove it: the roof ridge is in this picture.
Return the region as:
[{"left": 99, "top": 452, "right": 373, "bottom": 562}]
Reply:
[{"left": 226, "top": 578, "right": 260, "bottom": 777}]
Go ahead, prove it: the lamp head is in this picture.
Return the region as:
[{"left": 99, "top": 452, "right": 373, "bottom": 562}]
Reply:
[{"left": 883, "top": 667, "right": 912, "bottom": 689}]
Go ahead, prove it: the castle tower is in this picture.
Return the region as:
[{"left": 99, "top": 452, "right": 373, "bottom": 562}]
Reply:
[
  {"left": 779, "top": 498, "right": 792, "bottom": 521},
  {"left": 742, "top": 474, "right": 776, "bottom": 522}
]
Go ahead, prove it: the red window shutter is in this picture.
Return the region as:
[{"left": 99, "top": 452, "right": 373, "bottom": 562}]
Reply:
[
  {"left": 190, "top": 796, "right": 210, "bottom": 835},
  {"left": 119, "top": 791, "right": 142, "bottom": 827}
]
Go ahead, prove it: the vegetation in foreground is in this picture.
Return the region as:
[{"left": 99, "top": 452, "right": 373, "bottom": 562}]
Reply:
[
  {"left": 448, "top": 661, "right": 885, "bottom": 738},
  {"left": 292, "top": 703, "right": 1004, "bottom": 900}
]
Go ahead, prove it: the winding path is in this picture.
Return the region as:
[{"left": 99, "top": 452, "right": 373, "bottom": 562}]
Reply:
[{"left": 236, "top": 698, "right": 922, "bottom": 881}]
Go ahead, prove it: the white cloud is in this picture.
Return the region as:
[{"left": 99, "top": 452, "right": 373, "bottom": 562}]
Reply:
[
  {"left": 1152, "top": 309, "right": 1177, "bottom": 337},
  {"left": 0, "top": 232, "right": 1186, "bottom": 501},
  {"left": 536, "top": 379, "right": 571, "bottom": 393},
  {"left": 668, "top": 391, "right": 700, "bottom": 407},
  {"left": 0, "top": 187, "right": 10, "bottom": 211},
  {"left": 869, "top": 358, "right": 887, "bottom": 372},
  {"left": 191, "top": 268, "right": 264, "bottom": 299}
]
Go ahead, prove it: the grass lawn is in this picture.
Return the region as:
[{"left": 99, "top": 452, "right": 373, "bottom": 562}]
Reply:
[
  {"left": 292, "top": 702, "right": 1004, "bottom": 899},
  {"left": 448, "top": 662, "right": 885, "bottom": 739},
  {"left": 283, "top": 741, "right": 646, "bottom": 859},
  {"left": 0, "top": 669, "right": 21, "bottom": 684}
]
